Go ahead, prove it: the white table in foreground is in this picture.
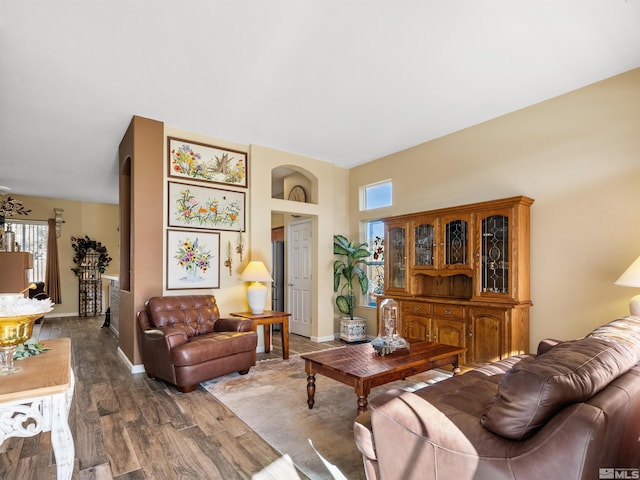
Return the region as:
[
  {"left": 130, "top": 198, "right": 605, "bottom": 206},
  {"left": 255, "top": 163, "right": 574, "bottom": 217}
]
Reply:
[{"left": 0, "top": 338, "right": 75, "bottom": 479}]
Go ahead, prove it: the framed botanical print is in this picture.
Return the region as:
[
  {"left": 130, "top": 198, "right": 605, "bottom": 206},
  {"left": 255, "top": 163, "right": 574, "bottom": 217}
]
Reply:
[
  {"left": 168, "top": 137, "right": 248, "bottom": 188},
  {"left": 166, "top": 229, "right": 220, "bottom": 290},
  {"left": 168, "top": 181, "right": 245, "bottom": 232}
]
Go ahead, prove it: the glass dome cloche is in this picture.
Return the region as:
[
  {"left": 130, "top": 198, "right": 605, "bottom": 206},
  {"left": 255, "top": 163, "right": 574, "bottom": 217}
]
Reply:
[{"left": 371, "top": 298, "right": 410, "bottom": 356}]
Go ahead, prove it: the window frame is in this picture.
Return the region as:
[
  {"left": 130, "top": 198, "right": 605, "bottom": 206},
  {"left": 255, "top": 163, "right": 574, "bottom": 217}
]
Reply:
[
  {"left": 364, "top": 219, "right": 385, "bottom": 306},
  {"left": 3, "top": 219, "right": 48, "bottom": 283},
  {"left": 361, "top": 180, "right": 392, "bottom": 211}
]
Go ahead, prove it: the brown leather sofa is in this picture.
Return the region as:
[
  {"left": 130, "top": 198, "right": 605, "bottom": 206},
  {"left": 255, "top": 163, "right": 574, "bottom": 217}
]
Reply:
[
  {"left": 137, "top": 295, "right": 258, "bottom": 392},
  {"left": 354, "top": 316, "right": 640, "bottom": 480}
]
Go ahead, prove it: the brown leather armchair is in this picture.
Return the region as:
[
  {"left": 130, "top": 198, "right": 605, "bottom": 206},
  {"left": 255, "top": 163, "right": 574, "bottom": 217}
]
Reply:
[{"left": 137, "top": 295, "right": 258, "bottom": 392}]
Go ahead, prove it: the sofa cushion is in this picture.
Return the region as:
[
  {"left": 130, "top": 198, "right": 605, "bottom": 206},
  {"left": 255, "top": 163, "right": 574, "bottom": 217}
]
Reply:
[
  {"left": 171, "top": 331, "right": 257, "bottom": 366},
  {"left": 481, "top": 335, "right": 638, "bottom": 440},
  {"left": 588, "top": 315, "right": 640, "bottom": 347}
]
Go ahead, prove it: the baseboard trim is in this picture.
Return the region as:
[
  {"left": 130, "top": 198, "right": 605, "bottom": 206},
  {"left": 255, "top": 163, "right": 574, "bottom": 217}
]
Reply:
[
  {"left": 46, "top": 312, "right": 80, "bottom": 318},
  {"left": 117, "top": 346, "right": 145, "bottom": 374},
  {"left": 311, "top": 334, "right": 338, "bottom": 343}
]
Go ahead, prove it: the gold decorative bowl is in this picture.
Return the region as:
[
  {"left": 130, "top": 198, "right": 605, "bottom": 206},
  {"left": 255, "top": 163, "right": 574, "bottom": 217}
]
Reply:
[
  {"left": 0, "top": 293, "right": 53, "bottom": 375},
  {"left": 0, "top": 312, "right": 48, "bottom": 375},
  {"left": 0, "top": 313, "right": 43, "bottom": 347}
]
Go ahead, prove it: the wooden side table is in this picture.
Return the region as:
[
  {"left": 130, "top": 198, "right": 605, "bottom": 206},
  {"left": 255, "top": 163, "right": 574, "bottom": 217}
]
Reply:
[
  {"left": 231, "top": 311, "right": 291, "bottom": 359},
  {"left": 0, "top": 337, "right": 75, "bottom": 479}
]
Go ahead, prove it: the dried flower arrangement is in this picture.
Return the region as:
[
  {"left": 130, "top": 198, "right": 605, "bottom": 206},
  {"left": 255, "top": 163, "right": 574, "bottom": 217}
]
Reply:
[
  {"left": 70, "top": 236, "right": 113, "bottom": 276},
  {"left": 0, "top": 195, "right": 30, "bottom": 218}
]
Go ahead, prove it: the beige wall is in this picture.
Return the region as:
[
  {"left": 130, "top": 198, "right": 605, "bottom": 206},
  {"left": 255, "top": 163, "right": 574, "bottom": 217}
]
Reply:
[
  {"left": 250, "top": 144, "right": 349, "bottom": 340},
  {"left": 10, "top": 68, "right": 638, "bottom": 358},
  {"left": 350, "top": 68, "right": 640, "bottom": 351},
  {"left": 3, "top": 194, "right": 119, "bottom": 316},
  {"left": 163, "top": 128, "right": 349, "bottom": 343},
  {"left": 162, "top": 127, "right": 251, "bottom": 315}
]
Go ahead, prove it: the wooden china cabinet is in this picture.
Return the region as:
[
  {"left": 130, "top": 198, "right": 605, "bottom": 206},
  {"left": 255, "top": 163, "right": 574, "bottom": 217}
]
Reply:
[{"left": 378, "top": 196, "right": 533, "bottom": 367}]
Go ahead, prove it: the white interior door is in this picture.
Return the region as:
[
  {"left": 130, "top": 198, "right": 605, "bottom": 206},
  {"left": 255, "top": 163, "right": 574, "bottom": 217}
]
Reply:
[{"left": 287, "top": 219, "right": 312, "bottom": 337}]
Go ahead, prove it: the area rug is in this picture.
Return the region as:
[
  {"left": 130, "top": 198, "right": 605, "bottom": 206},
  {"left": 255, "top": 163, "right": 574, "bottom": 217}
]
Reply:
[{"left": 202, "top": 354, "right": 452, "bottom": 480}]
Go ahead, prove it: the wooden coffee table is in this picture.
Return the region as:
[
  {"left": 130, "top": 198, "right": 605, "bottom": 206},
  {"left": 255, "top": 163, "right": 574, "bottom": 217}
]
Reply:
[{"left": 301, "top": 340, "right": 466, "bottom": 413}]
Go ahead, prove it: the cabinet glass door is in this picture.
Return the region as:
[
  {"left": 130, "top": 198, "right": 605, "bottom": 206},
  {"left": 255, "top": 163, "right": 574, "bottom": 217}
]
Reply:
[
  {"left": 444, "top": 219, "right": 468, "bottom": 266},
  {"left": 387, "top": 226, "right": 406, "bottom": 289},
  {"left": 414, "top": 223, "right": 435, "bottom": 266},
  {"left": 481, "top": 215, "right": 509, "bottom": 294}
]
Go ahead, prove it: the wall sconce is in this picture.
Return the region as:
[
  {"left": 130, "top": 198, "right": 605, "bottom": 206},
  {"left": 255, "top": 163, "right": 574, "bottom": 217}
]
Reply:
[{"left": 54, "top": 208, "right": 64, "bottom": 238}]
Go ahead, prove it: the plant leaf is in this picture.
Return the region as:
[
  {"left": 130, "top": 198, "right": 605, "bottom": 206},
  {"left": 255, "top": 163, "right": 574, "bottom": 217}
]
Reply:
[
  {"left": 336, "top": 295, "right": 351, "bottom": 315},
  {"left": 353, "top": 248, "right": 371, "bottom": 259},
  {"left": 358, "top": 275, "right": 369, "bottom": 294}
]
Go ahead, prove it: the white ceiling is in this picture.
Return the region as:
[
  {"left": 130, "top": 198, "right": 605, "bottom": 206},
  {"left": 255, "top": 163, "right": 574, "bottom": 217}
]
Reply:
[{"left": 1, "top": 1, "right": 639, "bottom": 205}]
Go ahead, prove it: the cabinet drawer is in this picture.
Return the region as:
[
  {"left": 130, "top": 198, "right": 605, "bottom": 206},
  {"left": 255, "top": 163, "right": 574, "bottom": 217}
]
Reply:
[
  {"left": 433, "top": 304, "right": 465, "bottom": 320},
  {"left": 402, "top": 302, "right": 432, "bottom": 316}
]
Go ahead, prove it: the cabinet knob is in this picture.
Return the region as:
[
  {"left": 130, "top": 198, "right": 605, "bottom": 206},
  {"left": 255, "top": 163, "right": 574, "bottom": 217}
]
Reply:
[{"left": 444, "top": 309, "right": 452, "bottom": 315}]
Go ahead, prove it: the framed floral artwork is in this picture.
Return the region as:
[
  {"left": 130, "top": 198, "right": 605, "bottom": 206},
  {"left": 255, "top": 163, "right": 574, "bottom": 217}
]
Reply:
[
  {"left": 168, "top": 181, "right": 245, "bottom": 232},
  {"left": 168, "top": 137, "right": 248, "bottom": 188},
  {"left": 166, "top": 229, "right": 220, "bottom": 290}
]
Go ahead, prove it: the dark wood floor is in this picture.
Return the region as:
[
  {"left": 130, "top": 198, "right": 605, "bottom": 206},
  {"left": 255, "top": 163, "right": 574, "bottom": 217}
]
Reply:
[{"left": 0, "top": 315, "right": 344, "bottom": 479}]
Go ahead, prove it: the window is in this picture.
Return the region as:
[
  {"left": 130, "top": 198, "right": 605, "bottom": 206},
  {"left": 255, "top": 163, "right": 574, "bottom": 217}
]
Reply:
[
  {"left": 366, "top": 220, "right": 385, "bottom": 306},
  {"left": 362, "top": 180, "right": 391, "bottom": 305},
  {"left": 4, "top": 219, "right": 48, "bottom": 283},
  {"left": 363, "top": 180, "right": 392, "bottom": 210}
]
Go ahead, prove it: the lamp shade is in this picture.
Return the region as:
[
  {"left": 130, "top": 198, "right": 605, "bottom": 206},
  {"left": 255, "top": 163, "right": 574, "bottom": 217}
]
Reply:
[
  {"left": 239, "top": 261, "right": 273, "bottom": 282},
  {"left": 615, "top": 256, "right": 640, "bottom": 288},
  {"left": 615, "top": 255, "right": 640, "bottom": 316},
  {"left": 239, "top": 261, "right": 273, "bottom": 314}
]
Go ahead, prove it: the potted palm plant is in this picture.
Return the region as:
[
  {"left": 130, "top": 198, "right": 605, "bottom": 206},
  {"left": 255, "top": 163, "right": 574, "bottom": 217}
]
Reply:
[{"left": 334, "top": 235, "right": 370, "bottom": 341}]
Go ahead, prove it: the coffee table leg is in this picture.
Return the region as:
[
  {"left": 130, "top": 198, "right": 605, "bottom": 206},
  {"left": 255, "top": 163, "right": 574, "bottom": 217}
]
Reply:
[
  {"left": 357, "top": 395, "right": 368, "bottom": 414},
  {"left": 306, "top": 373, "right": 316, "bottom": 409},
  {"left": 356, "top": 383, "right": 370, "bottom": 413},
  {"left": 453, "top": 356, "right": 462, "bottom": 375}
]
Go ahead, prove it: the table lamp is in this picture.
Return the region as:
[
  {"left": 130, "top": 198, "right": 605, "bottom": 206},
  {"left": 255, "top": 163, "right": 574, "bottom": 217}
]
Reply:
[
  {"left": 240, "top": 261, "right": 273, "bottom": 314},
  {"left": 615, "top": 255, "right": 640, "bottom": 316}
]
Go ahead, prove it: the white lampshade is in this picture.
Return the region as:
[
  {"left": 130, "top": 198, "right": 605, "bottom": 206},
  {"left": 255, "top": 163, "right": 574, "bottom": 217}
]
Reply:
[
  {"left": 615, "top": 256, "right": 640, "bottom": 316},
  {"left": 240, "top": 261, "right": 273, "bottom": 314},
  {"left": 239, "top": 261, "right": 273, "bottom": 282}
]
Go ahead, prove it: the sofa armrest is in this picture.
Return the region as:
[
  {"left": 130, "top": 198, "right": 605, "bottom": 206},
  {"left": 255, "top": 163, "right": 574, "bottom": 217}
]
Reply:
[
  {"left": 138, "top": 309, "right": 189, "bottom": 349},
  {"left": 142, "top": 328, "right": 164, "bottom": 340},
  {"left": 371, "top": 389, "right": 481, "bottom": 455},
  {"left": 354, "top": 410, "right": 381, "bottom": 480},
  {"left": 137, "top": 309, "right": 153, "bottom": 331},
  {"left": 354, "top": 411, "right": 376, "bottom": 461},
  {"left": 162, "top": 327, "right": 189, "bottom": 349},
  {"left": 215, "top": 317, "right": 254, "bottom": 333},
  {"left": 536, "top": 338, "right": 564, "bottom": 355},
  {"left": 139, "top": 327, "right": 188, "bottom": 357}
]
